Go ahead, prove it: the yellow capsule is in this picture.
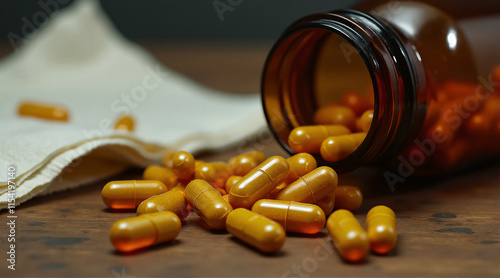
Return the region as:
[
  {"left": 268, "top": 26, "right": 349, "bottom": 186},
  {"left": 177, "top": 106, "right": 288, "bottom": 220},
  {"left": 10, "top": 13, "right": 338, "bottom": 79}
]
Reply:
[
  {"left": 109, "top": 211, "right": 181, "bottom": 252},
  {"left": 226, "top": 208, "right": 285, "bottom": 253},
  {"left": 316, "top": 190, "right": 335, "bottom": 215},
  {"left": 194, "top": 162, "right": 232, "bottom": 189},
  {"left": 18, "top": 101, "right": 69, "bottom": 122},
  {"left": 142, "top": 165, "right": 178, "bottom": 190},
  {"left": 242, "top": 150, "right": 267, "bottom": 164},
  {"left": 172, "top": 151, "right": 196, "bottom": 180},
  {"left": 114, "top": 115, "right": 134, "bottom": 131},
  {"left": 275, "top": 166, "right": 338, "bottom": 204},
  {"left": 327, "top": 209, "right": 369, "bottom": 262},
  {"left": 313, "top": 105, "right": 357, "bottom": 131},
  {"left": 161, "top": 151, "right": 176, "bottom": 168},
  {"left": 252, "top": 199, "right": 325, "bottom": 234},
  {"left": 229, "top": 156, "right": 290, "bottom": 209},
  {"left": 222, "top": 194, "right": 230, "bottom": 203},
  {"left": 334, "top": 185, "right": 363, "bottom": 211},
  {"left": 366, "top": 205, "right": 397, "bottom": 254},
  {"left": 102, "top": 180, "right": 167, "bottom": 209},
  {"left": 285, "top": 153, "right": 317, "bottom": 184},
  {"left": 229, "top": 154, "right": 258, "bottom": 176},
  {"left": 288, "top": 125, "right": 351, "bottom": 153},
  {"left": 320, "top": 132, "right": 367, "bottom": 162},
  {"left": 225, "top": 176, "right": 242, "bottom": 194},
  {"left": 137, "top": 190, "right": 189, "bottom": 220},
  {"left": 185, "top": 179, "right": 233, "bottom": 229},
  {"left": 359, "top": 110, "right": 373, "bottom": 132}
]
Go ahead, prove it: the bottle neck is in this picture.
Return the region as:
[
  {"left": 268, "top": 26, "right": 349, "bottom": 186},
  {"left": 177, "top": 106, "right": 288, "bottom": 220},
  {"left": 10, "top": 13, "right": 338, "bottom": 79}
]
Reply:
[{"left": 262, "top": 9, "right": 427, "bottom": 173}]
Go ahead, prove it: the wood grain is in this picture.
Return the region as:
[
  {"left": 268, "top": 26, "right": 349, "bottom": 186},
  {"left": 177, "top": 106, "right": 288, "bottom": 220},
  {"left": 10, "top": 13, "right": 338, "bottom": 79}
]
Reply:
[{"left": 1, "top": 43, "right": 499, "bottom": 277}]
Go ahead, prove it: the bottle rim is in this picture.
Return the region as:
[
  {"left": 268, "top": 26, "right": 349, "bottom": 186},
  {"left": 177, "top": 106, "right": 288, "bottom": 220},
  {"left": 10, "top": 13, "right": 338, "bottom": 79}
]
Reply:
[{"left": 261, "top": 9, "right": 421, "bottom": 173}]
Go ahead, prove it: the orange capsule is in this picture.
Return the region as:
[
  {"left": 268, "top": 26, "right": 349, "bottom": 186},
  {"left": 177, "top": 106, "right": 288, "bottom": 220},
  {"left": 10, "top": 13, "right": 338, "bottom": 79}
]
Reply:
[
  {"left": 229, "top": 154, "right": 258, "bottom": 176},
  {"left": 114, "top": 115, "right": 134, "bottom": 131},
  {"left": 161, "top": 151, "right": 176, "bottom": 168},
  {"left": 285, "top": 153, "right": 317, "bottom": 184},
  {"left": 327, "top": 209, "right": 369, "bottom": 262},
  {"left": 359, "top": 110, "right": 373, "bottom": 132},
  {"left": 137, "top": 190, "right": 189, "bottom": 219},
  {"left": 366, "top": 205, "right": 397, "bottom": 254},
  {"left": 316, "top": 190, "right": 335, "bottom": 215},
  {"left": 252, "top": 199, "right": 325, "bottom": 234},
  {"left": 102, "top": 180, "right": 167, "bottom": 209},
  {"left": 185, "top": 179, "right": 233, "bottom": 229},
  {"left": 334, "top": 185, "right": 363, "bottom": 211},
  {"left": 229, "top": 156, "right": 290, "bottom": 209},
  {"left": 110, "top": 211, "right": 181, "bottom": 252},
  {"left": 320, "top": 132, "right": 366, "bottom": 162},
  {"left": 465, "top": 112, "right": 491, "bottom": 138},
  {"left": 340, "top": 91, "right": 370, "bottom": 116},
  {"left": 226, "top": 208, "right": 285, "bottom": 253},
  {"left": 225, "top": 176, "right": 242, "bottom": 193},
  {"left": 245, "top": 151, "right": 267, "bottom": 164},
  {"left": 313, "top": 105, "right": 356, "bottom": 131},
  {"left": 276, "top": 166, "right": 338, "bottom": 204},
  {"left": 18, "top": 101, "right": 69, "bottom": 122},
  {"left": 222, "top": 194, "right": 230, "bottom": 203},
  {"left": 194, "top": 162, "right": 232, "bottom": 189},
  {"left": 142, "top": 165, "right": 178, "bottom": 190},
  {"left": 172, "top": 151, "right": 196, "bottom": 180},
  {"left": 288, "top": 125, "right": 351, "bottom": 153}
]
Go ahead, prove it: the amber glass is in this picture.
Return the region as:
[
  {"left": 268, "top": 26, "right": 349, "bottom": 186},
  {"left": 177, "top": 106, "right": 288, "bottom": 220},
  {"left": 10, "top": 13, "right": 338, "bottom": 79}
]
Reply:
[{"left": 262, "top": 1, "right": 500, "bottom": 174}]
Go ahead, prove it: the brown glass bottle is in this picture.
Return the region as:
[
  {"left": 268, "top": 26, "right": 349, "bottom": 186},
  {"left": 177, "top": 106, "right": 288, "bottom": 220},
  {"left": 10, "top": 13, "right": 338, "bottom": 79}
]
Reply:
[{"left": 262, "top": 1, "right": 500, "bottom": 178}]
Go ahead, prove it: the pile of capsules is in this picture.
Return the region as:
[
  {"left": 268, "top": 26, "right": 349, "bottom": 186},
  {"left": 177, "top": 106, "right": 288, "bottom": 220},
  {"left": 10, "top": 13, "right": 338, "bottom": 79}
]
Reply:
[{"left": 102, "top": 150, "right": 397, "bottom": 262}]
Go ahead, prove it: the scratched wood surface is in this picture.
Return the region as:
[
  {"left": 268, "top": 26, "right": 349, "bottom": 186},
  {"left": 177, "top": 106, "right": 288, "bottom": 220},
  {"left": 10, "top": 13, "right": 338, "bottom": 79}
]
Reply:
[{"left": 1, "top": 43, "right": 500, "bottom": 277}]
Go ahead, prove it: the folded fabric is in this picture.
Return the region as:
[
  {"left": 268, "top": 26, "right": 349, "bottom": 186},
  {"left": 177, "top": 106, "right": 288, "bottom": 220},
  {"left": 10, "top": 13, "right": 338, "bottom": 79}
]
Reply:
[{"left": 0, "top": 0, "right": 267, "bottom": 208}]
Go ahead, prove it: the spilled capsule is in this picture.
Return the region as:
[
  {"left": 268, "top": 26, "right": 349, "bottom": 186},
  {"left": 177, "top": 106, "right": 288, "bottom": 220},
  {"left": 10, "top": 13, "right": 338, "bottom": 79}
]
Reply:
[
  {"left": 366, "top": 205, "right": 397, "bottom": 254},
  {"left": 137, "top": 190, "right": 189, "bottom": 220},
  {"left": 327, "top": 209, "right": 369, "bottom": 262},
  {"left": 18, "top": 101, "right": 69, "bottom": 122},
  {"left": 320, "top": 132, "right": 367, "bottom": 162},
  {"left": 102, "top": 180, "right": 167, "bottom": 209}
]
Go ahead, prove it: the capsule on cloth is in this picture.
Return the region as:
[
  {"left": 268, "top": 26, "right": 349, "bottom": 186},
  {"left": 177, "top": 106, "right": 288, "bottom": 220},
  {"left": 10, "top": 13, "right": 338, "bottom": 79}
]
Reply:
[
  {"left": 252, "top": 199, "right": 325, "bottom": 234},
  {"left": 18, "top": 101, "right": 69, "bottom": 122},
  {"left": 229, "top": 156, "right": 290, "bottom": 209},
  {"left": 143, "top": 165, "right": 178, "bottom": 190},
  {"left": 320, "top": 132, "right": 367, "bottom": 162},
  {"left": 114, "top": 115, "right": 134, "bottom": 131},
  {"left": 226, "top": 208, "right": 285, "bottom": 253},
  {"left": 327, "top": 209, "right": 369, "bottom": 262},
  {"left": 366, "top": 205, "right": 397, "bottom": 254},
  {"left": 275, "top": 166, "right": 337, "bottom": 204},
  {"left": 110, "top": 211, "right": 181, "bottom": 252},
  {"left": 172, "top": 151, "right": 196, "bottom": 180},
  {"left": 288, "top": 125, "right": 351, "bottom": 153},
  {"left": 102, "top": 180, "right": 167, "bottom": 209},
  {"left": 185, "top": 179, "right": 233, "bottom": 229},
  {"left": 137, "top": 190, "right": 189, "bottom": 219}
]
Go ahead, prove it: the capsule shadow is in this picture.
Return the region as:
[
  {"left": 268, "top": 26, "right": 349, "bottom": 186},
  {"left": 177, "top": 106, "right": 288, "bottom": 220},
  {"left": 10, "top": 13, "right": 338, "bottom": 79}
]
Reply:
[
  {"left": 229, "top": 236, "right": 286, "bottom": 257},
  {"left": 111, "top": 239, "right": 182, "bottom": 256}
]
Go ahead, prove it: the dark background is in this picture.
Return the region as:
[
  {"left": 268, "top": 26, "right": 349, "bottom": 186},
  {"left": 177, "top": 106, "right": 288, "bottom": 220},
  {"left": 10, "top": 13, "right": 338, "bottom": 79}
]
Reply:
[{"left": 0, "top": 0, "right": 359, "bottom": 46}]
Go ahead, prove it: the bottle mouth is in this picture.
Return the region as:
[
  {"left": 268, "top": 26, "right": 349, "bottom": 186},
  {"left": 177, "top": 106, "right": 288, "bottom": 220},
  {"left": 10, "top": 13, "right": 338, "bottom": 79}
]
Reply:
[{"left": 261, "top": 9, "right": 420, "bottom": 173}]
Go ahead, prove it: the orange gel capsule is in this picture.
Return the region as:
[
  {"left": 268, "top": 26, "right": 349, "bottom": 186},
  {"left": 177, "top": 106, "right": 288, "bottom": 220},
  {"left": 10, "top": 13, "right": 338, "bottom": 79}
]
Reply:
[
  {"left": 114, "top": 115, "right": 134, "bottom": 131},
  {"left": 327, "top": 209, "right": 369, "bottom": 262},
  {"left": 320, "top": 132, "right": 367, "bottom": 162},
  {"left": 102, "top": 180, "right": 167, "bottom": 209},
  {"left": 136, "top": 190, "right": 189, "bottom": 219},
  {"left": 172, "top": 151, "right": 196, "bottom": 180},
  {"left": 252, "top": 200, "right": 325, "bottom": 234},
  {"left": 18, "top": 101, "right": 69, "bottom": 122},
  {"left": 142, "top": 165, "right": 178, "bottom": 190},
  {"left": 225, "top": 176, "right": 242, "bottom": 193},
  {"left": 313, "top": 105, "right": 356, "bottom": 131},
  {"left": 245, "top": 150, "right": 267, "bottom": 164},
  {"left": 359, "top": 110, "right": 373, "bottom": 132},
  {"left": 366, "top": 205, "right": 397, "bottom": 254},
  {"left": 185, "top": 179, "right": 233, "bottom": 229},
  {"left": 334, "top": 185, "right": 363, "bottom": 211},
  {"left": 340, "top": 91, "right": 370, "bottom": 116},
  {"left": 229, "top": 156, "right": 290, "bottom": 209},
  {"left": 109, "top": 211, "right": 181, "bottom": 252},
  {"left": 275, "top": 166, "right": 338, "bottom": 204},
  {"left": 285, "top": 153, "right": 317, "bottom": 184},
  {"left": 316, "top": 190, "right": 335, "bottom": 215},
  {"left": 161, "top": 151, "right": 176, "bottom": 168},
  {"left": 226, "top": 208, "right": 285, "bottom": 253},
  {"left": 288, "top": 125, "right": 351, "bottom": 153},
  {"left": 229, "top": 154, "right": 258, "bottom": 176},
  {"left": 194, "top": 162, "right": 232, "bottom": 189}
]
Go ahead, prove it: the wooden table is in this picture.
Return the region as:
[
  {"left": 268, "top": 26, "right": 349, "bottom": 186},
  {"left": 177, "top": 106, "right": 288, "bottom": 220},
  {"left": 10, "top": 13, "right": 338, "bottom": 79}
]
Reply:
[{"left": 1, "top": 43, "right": 500, "bottom": 277}]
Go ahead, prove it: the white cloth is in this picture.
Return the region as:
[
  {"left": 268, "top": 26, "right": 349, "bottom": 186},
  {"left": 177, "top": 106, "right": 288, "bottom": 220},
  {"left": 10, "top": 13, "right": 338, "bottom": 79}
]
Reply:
[{"left": 0, "top": 0, "right": 267, "bottom": 208}]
